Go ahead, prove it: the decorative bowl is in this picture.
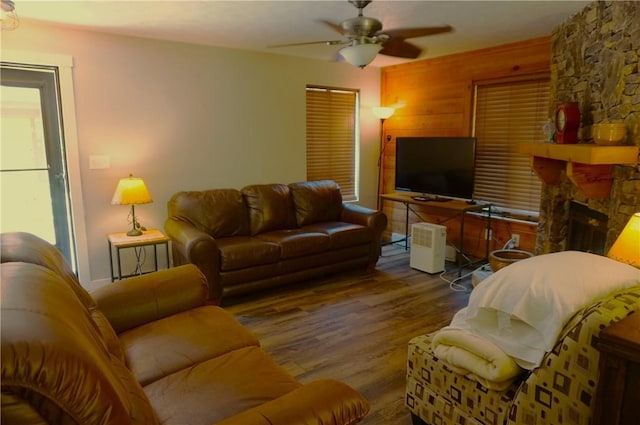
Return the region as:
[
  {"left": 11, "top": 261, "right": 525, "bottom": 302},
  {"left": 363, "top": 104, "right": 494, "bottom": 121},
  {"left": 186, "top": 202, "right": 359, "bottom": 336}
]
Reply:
[
  {"left": 592, "top": 123, "right": 627, "bottom": 146},
  {"left": 489, "top": 249, "right": 534, "bottom": 272}
]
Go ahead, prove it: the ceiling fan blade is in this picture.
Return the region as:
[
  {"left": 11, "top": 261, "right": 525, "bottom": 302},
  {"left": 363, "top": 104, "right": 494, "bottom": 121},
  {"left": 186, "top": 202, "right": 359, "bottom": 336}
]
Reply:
[
  {"left": 384, "top": 25, "right": 453, "bottom": 40},
  {"left": 269, "top": 40, "right": 345, "bottom": 48},
  {"left": 379, "top": 39, "right": 422, "bottom": 59},
  {"left": 320, "top": 20, "right": 346, "bottom": 35}
]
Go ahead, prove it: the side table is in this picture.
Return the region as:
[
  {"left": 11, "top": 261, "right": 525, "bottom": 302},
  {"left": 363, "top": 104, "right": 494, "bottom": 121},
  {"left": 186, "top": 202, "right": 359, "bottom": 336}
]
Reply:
[
  {"left": 593, "top": 311, "right": 640, "bottom": 425},
  {"left": 107, "top": 228, "right": 170, "bottom": 281}
]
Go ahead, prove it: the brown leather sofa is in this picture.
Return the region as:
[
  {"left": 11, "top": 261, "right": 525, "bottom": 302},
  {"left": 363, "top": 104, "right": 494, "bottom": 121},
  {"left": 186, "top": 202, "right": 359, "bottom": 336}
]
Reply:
[
  {"left": 165, "top": 180, "right": 387, "bottom": 304},
  {"left": 1, "top": 232, "right": 370, "bottom": 425}
]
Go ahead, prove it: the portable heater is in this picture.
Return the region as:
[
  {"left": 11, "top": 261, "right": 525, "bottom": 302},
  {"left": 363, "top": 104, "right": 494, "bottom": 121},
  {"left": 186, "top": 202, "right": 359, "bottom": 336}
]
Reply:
[{"left": 410, "top": 222, "right": 447, "bottom": 273}]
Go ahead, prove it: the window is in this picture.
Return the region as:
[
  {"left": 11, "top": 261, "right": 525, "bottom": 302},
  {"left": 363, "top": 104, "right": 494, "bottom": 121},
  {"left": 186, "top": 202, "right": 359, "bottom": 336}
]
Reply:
[
  {"left": 473, "top": 75, "right": 550, "bottom": 215},
  {"left": 306, "top": 86, "right": 359, "bottom": 201}
]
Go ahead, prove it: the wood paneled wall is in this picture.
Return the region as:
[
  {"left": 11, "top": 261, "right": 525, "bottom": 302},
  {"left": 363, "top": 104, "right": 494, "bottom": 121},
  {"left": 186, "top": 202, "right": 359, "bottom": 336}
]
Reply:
[{"left": 379, "top": 37, "right": 551, "bottom": 257}]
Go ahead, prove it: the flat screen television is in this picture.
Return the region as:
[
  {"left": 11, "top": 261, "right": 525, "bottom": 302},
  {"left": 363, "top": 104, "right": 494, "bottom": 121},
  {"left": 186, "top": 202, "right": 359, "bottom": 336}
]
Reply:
[{"left": 394, "top": 137, "right": 476, "bottom": 201}]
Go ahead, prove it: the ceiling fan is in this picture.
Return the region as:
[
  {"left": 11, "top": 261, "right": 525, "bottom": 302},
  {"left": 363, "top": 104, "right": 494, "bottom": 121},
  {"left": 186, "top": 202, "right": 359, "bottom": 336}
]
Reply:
[{"left": 270, "top": 0, "right": 452, "bottom": 68}]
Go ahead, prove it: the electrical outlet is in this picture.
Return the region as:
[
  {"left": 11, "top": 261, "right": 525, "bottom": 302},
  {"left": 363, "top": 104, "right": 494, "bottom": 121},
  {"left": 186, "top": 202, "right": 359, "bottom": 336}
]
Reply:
[{"left": 512, "top": 234, "right": 520, "bottom": 247}]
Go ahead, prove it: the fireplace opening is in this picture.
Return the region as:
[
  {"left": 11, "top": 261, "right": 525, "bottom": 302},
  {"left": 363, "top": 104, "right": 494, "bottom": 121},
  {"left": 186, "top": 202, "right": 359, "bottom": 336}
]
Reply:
[{"left": 567, "top": 202, "right": 608, "bottom": 255}]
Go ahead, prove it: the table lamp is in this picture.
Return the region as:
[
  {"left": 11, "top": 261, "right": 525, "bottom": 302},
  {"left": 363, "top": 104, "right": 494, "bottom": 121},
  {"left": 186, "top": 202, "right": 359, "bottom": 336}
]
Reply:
[
  {"left": 607, "top": 212, "right": 640, "bottom": 268},
  {"left": 111, "top": 174, "right": 153, "bottom": 236}
]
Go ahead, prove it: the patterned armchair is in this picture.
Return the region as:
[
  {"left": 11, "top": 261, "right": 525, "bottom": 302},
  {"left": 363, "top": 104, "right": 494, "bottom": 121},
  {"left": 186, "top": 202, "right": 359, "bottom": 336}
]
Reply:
[{"left": 406, "top": 284, "right": 640, "bottom": 425}]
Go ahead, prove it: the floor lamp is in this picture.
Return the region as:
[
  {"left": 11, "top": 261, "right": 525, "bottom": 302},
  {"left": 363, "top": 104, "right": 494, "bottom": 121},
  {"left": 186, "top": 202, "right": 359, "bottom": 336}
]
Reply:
[{"left": 373, "top": 106, "right": 395, "bottom": 210}]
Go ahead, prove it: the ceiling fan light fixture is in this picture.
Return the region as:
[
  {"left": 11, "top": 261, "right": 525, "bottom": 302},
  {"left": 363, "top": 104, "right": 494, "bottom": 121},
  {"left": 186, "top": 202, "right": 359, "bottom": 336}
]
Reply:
[
  {"left": 1, "top": 0, "right": 19, "bottom": 31},
  {"left": 339, "top": 43, "right": 381, "bottom": 68}
]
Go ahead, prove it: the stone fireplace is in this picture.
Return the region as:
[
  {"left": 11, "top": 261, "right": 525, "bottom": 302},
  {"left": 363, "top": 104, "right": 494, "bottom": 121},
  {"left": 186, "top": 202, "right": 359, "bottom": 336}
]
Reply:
[{"left": 536, "top": 1, "right": 640, "bottom": 255}]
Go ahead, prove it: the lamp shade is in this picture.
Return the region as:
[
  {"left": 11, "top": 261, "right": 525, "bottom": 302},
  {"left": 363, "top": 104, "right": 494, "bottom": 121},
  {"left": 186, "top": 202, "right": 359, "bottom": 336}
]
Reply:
[
  {"left": 111, "top": 175, "right": 153, "bottom": 206},
  {"left": 607, "top": 212, "right": 640, "bottom": 268},
  {"left": 372, "top": 106, "right": 395, "bottom": 120},
  {"left": 340, "top": 43, "right": 382, "bottom": 68}
]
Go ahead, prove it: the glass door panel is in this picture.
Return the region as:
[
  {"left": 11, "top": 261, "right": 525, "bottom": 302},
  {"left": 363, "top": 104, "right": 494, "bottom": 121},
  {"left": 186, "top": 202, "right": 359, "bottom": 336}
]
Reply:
[{"left": 1, "top": 65, "right": 76, "bottom": 270}]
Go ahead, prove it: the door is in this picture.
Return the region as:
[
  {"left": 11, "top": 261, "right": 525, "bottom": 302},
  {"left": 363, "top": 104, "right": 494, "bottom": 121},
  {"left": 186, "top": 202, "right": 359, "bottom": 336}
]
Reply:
[{"left": 1, "top": 64, "right": 77, "bottom": 271}]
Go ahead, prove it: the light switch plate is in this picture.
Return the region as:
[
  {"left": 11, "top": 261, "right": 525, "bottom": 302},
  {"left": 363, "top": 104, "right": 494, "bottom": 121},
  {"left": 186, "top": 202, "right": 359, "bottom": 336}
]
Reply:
[{"left": 89, "top": 155, "right": 110, "bottom": 169}]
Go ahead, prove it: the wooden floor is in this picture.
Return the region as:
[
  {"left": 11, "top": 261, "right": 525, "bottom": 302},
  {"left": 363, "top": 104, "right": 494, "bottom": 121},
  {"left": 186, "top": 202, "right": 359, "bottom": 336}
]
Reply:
[{"left": 224, "top": 246, "right": 473, "bottom": 425}]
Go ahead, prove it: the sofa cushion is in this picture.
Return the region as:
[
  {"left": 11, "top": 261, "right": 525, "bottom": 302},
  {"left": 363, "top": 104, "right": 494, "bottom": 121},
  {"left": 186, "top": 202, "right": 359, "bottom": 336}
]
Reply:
[
  {"left": 119, "top": 305, "right": 260, "bottom": 386},
  {"left": 289, "top": 180, "right": 343, "bottom": 226},
  {"left": 242, "top": 183, "right": 297, "bottom": 235},
  {"left": 302, "top": 222, "right": 373, "bottom": 249},
  {"left": 257, "top": 229, "right": 331, "bottom": 259},
  {"left": 168, "top": 189, "right": 250, "bottom": 238},
  {"left": 143, "top": 346, "right": 302, "bottom": 425},
  {"left": 1, "top": 262, "right": 157, "bottom": 425},
  {"left": 217, "top": 236, "right": 281, "bottom": 271}
]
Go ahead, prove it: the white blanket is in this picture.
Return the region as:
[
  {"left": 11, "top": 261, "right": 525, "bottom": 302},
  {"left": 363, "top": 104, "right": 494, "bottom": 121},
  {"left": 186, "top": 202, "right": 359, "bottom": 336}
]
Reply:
[
  {"left": 431, "top": 328, "right": 523, "bottom": 390},
  {"left": 449, "top": 251, "right": 640, "bottom": 369}
]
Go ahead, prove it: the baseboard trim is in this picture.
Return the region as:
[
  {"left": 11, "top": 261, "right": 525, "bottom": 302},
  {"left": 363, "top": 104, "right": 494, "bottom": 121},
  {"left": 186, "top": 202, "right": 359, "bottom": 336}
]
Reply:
[{"left": 85, "top": 277, "right": 110, "bottom": 292}]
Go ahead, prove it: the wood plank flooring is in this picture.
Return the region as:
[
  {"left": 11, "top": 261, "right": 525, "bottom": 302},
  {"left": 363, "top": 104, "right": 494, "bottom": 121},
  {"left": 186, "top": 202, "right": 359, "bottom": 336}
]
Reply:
[{"left": 224, "top": 246, "right": 473, "bottom": 425}]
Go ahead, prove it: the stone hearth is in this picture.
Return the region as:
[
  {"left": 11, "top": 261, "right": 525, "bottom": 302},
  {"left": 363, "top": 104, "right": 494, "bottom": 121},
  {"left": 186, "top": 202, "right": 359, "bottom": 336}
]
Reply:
[{"left": 536, "top": 1, "right": 640, "bottom": 254}]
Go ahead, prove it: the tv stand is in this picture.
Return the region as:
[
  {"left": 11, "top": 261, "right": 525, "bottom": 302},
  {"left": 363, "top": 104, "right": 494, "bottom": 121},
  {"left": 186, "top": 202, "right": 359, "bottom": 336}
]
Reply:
[
  {"left": 412, "top": 195, "right": 452, "bottom": 202},
  {"left": 380, "top": 192, "right": 492, "bottom": 276}
]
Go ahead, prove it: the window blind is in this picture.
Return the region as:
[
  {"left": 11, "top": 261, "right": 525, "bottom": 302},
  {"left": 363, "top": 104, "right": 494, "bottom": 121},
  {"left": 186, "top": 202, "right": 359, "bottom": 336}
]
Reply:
[
  {"left": 306, "top": 87, "right": 358, "bottom": 201},
  {"left": 473, "top": 76, "right": 550, "bottom": 214}
]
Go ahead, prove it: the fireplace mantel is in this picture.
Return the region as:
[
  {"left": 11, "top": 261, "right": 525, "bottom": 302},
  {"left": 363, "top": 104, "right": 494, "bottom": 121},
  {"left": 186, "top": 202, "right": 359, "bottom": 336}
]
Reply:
[{"left": 518, "top": 142, "right": 639, "bottom": 199}]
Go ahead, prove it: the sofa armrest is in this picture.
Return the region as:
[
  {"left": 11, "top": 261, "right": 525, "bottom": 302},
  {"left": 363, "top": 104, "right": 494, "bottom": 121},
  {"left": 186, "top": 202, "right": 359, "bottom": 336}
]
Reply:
[
  {"left": 164, "top": 217, "right": 222, "bottom": 303},
  {"left": 341, "top": 203, "right": 387, "bottom": 268},
  {"left": 90, "top": 264, "right": 208, "bottom": 333},
  {"left": 341, "top": 203, "right": 387, "bottom": 232},
  {"left": 216, "top": 379, "right": 369, "bottom": 425}
]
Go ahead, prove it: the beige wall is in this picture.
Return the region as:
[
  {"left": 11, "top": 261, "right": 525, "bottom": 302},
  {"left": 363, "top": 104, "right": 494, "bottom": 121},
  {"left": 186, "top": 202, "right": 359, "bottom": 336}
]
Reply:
[{"left": 2, "top": 20, "right": 381, "bottom": 285}]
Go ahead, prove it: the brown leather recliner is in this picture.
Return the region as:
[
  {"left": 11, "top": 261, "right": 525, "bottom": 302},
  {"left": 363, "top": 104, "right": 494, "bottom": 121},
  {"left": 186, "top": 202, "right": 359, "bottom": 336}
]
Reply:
[
  {"left": 0, "top": 232, "right": 369, "bottom": 425},
  {"left": 165, "top": 180, "right": 388, "bottom": 304}
]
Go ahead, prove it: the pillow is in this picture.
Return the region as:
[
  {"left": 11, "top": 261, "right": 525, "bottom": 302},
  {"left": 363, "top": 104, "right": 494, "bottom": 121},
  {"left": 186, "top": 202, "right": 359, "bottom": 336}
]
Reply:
[
  {"left": 241, "top": 184, "right": 296, "bottom": 235},
  {"left": 289, "top": 180, "right": 343, "bottom": 226},
  {"left": 168, "top": 189, "right": 251, "bottom": 238},
  {"left": 448, "top": 251, "right": 640, "bottom": 369}
]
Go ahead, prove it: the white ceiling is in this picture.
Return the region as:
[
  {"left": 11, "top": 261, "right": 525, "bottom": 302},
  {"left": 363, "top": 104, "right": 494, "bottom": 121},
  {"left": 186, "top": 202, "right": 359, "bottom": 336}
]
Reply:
[{"left": 14, "top": 0, "right": 591, "bottom": 68}]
